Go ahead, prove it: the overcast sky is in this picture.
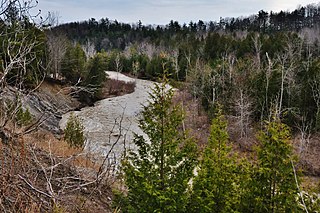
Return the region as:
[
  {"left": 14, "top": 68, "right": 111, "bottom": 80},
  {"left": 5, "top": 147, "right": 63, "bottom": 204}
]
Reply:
[{"left": 37, "top": 0, "right": 319, "bottom": 25}]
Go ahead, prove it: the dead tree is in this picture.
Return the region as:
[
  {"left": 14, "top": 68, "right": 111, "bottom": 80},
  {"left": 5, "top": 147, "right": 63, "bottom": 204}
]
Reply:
[
  {"left": 234, "top": 89, "right": 252, "bottom": 138},
  {"left": 46, "top": 31, "right": 68, "bottom": 80},
  {"left": 115, "top": 53, "right": 123, "bottom": 76},
  {"left": 275, "top": 36, "right": 302, "bottom": 118},
  {"left": 81, "top": 39, "right": 96, "bottom": 59},
  {"left": 252, "top": 32, "right": 262, "bottom": 71}
]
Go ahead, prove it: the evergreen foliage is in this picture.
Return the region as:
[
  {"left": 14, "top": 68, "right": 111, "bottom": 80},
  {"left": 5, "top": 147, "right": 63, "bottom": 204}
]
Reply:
[
  {"left": 60, "top": 43, "right": 87, "bottom": 84},
  {"left": 249, "top": 119, "right": 299, "bottom": 212},
  {"left": 189, "top": 107, "right": 243, "bottom": 213},
  {"left": 52, "top": 3, "right": 320, "bottom": 52},
  {"left": 146, "top": 55, "right": 174, "bottom": 79},
  {"left": 114, "top": 76, "right": 198, "bottom": 212},
  {"left": 84, "top": 52, "right": 107, "bottom": 99},
  {"left": 16, "top": 106, "right": 32, "bottom": 126},
  {"left": 51, "top": 11, "right": 320, "bottom": 130},
  {"left": 64, "top": 113, "right": 85, "bottom": 149},
  {"left": 0, "top": 17, "right": 46, "bottom": 87}
]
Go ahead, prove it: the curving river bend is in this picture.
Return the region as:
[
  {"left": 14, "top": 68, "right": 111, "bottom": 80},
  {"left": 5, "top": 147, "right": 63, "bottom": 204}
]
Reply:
[{"left": 59, "top": 71, "right": 155, "bottom": 163}]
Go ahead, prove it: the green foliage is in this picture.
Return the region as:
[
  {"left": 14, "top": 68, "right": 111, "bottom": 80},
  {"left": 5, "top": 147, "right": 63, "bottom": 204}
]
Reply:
[
  {"left": 16, "top": 105, "right": 32, "bottom": 126},
  {"left": 1, "top": 22, "right": 47, "bottom": 87},
  {"left": 64, "top": 113, "right": 85, "bottom": 148},
  {"left": 84, "top": 52, "right": 107, "bottom": 99},
  {"left": 300, "top": 192, "right": 320, "bottom": 212},
  {"left": 204, "top": 33, "right": 234, "bottom": 61},
  {"left": 129, "top": 53, "right": 149, "bottom": 77},
  {"left": 248, "top": 119, "right": 299, "bottom": 212},
  {"left": 189, "top": 107, "right": 243, "bottom": 213},
  {"left": 146, "top": 55, "right": 174, "bottom": 79},
  {"left": 61, "top": 43, "right": 87, "bottom": 84},
  {"left": 1, "top": 95, "right": 32, "bottom": 127},
  {"left": 106, "top": 51, "right": 131, "bottom": 72},
  {"left": 114, "top": 76, "right": 198, "bottom": 212}
]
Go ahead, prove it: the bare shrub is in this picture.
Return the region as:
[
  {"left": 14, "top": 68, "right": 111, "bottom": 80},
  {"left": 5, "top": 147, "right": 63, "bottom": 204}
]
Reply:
[{"left": 102, "top": 79, "right": 135, "bottom": 97}]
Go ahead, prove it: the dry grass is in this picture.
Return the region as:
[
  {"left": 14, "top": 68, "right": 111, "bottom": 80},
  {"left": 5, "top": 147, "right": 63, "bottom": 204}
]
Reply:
[
  {"left": 0, "top": 129, "right": 116, "bottom": 213},
  {"left": 172, "top": 87, "right": 320, "bottom": 182},
  {"left": 292, "top": 133, "right": 320, "bottom": 177},
  {"left": 173, "top": 89, "right": 258, "bottom": 154},
  {"left": 26, "top": 131, "right": 104, "bottom": 176},
  {"left": 173, "top": 89, "right": 210, "bottom": 149}
]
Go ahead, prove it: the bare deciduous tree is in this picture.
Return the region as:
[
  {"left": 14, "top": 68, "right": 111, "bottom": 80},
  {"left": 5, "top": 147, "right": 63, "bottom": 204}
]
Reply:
[
  {"left": 46, "top": 32, "right": 68, "bottom": 79},
  {"left": 171, "top": 49, "right": 180, "bottom": 80},
  {"left": 275, "top": 36, "right": 302, "bottom": 118},
  {"left": 252, "top": 32, "right": 262, "bottom": 71},
  {"left": 115, "top": 53, "right": 123, "bottom": 76},
  {"left": 234, "top": 89, "right": 252, "bottom": 138},
  {"left": 81, "top": 39, "right": 96, "bottom": 59}
]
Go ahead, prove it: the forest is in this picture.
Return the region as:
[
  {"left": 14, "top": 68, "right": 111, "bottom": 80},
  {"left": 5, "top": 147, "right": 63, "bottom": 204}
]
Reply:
[
  {"left": 50, "top": 3, "right": 320, "bottom": 131},
  {"left": 1, "top": 0, "right": 320, "bottom": 212}
]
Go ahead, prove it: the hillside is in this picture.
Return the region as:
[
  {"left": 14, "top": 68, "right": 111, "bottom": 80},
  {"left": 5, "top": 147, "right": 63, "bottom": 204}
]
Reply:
[
  {"left": 52, "top": 3, "right": 320, "bottom": 52},
  {"left": 2, "top": 0, "right": 320, "bottom": 212}
]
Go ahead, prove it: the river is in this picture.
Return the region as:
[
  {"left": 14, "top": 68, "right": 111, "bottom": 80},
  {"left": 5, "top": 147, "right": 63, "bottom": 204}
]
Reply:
[{"left": 59, "top": 71, "right": 155, "bottom": 164}]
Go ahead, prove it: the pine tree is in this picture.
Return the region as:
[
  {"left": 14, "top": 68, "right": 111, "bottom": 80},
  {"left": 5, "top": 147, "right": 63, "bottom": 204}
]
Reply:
[
  {"left": 251, "top": 119, "right": 299, "bottom": 212},
  {"left": 114, "top": 76, "right": 198, "bottom": 213},
  {"left": 61, "top": 43, "right": 86, "bottom": 84},
  {"left": 189, "top": 107, "right": 243, "bottom": 213},
  {"left": 64, "top": 113, "right": 85, "bottom": 149},
  {"left": 85, "top": 52, "right": 107, "bottom": 99}
]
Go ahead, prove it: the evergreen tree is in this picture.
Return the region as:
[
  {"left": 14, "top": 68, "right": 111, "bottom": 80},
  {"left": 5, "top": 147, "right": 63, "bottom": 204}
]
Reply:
[
  {"left": 1, "top": 19, "right": 46, "bottom": 87},
  {"left": 250, "top": 119, "right": 299, "bottom": 212},
  {"left": 64, "top": 113, "right": 85, "bottom": 149},
  {"left": 114, "top": 76, "right": 198, "bottom": 213},
  {"left": 60, "top": 43, "right": 86, "bottom": 84},
  {"left": 85, "top": 52, "right": 107, "bottom": 99},
  {"left": 189, "top": 107, "right": 242, "bottom": 213}
]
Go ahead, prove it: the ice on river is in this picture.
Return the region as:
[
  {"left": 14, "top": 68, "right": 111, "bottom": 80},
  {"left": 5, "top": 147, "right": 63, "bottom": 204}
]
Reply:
[{"left": 59, "top": 71, "right": 155, "bottom": 163}]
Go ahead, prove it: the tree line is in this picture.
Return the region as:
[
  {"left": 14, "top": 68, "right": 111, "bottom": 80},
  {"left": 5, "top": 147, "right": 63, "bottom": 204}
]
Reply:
[
  {"left": 48, "top": 30, "right": 320, "bottom": 133},
  {"left": 52, "top": 3, "right": 320, "bottom": 51}
]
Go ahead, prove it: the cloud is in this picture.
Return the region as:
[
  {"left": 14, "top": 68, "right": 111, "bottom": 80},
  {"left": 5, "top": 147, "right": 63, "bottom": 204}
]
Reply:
[{"left": 36, "top": 0, "right": 319, "bottom": 24}]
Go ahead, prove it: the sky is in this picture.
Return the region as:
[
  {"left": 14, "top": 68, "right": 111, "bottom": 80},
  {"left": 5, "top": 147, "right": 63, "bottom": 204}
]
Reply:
[{"left": 36, "top": 0, "right": 320, "bottom": 25}]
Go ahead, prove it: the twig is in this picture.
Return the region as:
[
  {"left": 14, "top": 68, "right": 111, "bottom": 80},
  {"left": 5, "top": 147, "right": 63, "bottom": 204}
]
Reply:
[
  {"left": 291, "top": 159, "right": 308, "bottom": 213},
  {"left": 18, "top": 174, "right": 52, "bottom": 198}
]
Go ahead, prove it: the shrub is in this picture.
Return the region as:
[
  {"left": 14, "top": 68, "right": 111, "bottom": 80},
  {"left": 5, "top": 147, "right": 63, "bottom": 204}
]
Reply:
[
  {"left": 16, "top": 106, "right": 33, "bottom": 126},
  {"left": 64, "top": 113, "right": 85, "bottom": 148}
]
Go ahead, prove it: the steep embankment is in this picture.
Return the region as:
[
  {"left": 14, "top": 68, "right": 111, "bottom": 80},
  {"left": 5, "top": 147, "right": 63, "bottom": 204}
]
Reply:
[{"left": 1, "top": 81, "right": 80, "bottom": 135}]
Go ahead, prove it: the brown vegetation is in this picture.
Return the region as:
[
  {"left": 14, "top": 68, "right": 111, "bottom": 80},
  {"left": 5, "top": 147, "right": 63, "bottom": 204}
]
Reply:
[
  {"left": 1, "top": 76, "right": 320, "bottom": 212},
  {"left": 173, "top": 89, "right": 210, "bottom": 148},
  {"left": 0, "top": 78, "right": 136, "bottom": 212},
  {"left": 0, "top": 129, "right": 116, "bottom": 213},
  {"left": 101, "top": 78, "right": 136, "bottom": 98}
]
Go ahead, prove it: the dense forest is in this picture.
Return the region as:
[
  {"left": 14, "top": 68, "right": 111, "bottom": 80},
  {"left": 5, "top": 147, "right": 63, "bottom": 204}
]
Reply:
[
  {"left": 48, "top": 3, "right": 320, "bottom": 131},
  {"left": 2, "top": 0, "right": 320, "bottom": 212},
  {"left": 54, "top": 4, "right": 320, "bottom": 50}
]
